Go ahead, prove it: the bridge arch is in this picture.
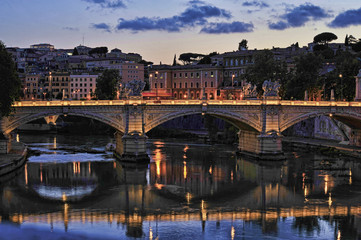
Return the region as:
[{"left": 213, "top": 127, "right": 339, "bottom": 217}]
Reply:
[
  {"left": 2, "top": 110, "right": 125, "bottom": 135},
  {"left": 145, "top": 109, "right": 261, "bottom": 133},
  {"left": 281, "top": 111, "right": 361, "bottom": 133}
]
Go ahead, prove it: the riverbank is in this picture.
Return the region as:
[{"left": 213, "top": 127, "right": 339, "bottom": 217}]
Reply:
[
  {"left": 0, "top": 141, "right": 27, "bottom": 178},
  {"left": 284, "top": 137, "right": 361, "bottom": 158}
]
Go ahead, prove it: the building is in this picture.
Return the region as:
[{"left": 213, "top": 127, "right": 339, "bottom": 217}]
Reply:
[
  {"left": 23, "top": 74, "right": 43, "bottom": 100},
  {"left": 147, "top": 64, "right": 223, "bottom": 100},
  {"left": 70, "top": 74, "right": 98, "bottom": 100},
  {"left": 121, "top": 62, "right": 144, "bottom": 84},
  {"left": 44, "top": 72, "right": 71, "bottom": 99},
  {"left": 30, "top": 43, "right": 54, "bottom": 52}
]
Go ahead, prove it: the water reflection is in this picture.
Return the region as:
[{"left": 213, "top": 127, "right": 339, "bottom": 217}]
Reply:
[{"left": 1, "top": 135, "right": 361, "bottom": 239}]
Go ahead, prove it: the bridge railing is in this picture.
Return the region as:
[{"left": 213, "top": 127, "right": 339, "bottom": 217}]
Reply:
[{"left": 12, "top": 100, "right": 361, "bottom": 107}]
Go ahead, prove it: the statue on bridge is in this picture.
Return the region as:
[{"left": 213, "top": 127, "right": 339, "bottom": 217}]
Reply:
[
  {"left": 242, "top": 83, "right": 257, "bottom": 99},
  {"left": 262, "top": 80, "right": 280, "bottom": 98},
  {"left": 124, "top": 80, "right": 146, "bottom": 98}
]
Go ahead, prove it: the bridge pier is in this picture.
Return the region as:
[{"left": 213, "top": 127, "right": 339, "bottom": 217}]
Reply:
[
  {"left": 114, "top": 102, "right": 150, "bottom": 163},
  {"left": 238, "top": 130, "right": 284, "bottom": 160}
]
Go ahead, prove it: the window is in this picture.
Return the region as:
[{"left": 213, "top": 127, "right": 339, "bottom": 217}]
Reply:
[
  {"left": 185, "top": 82, "right": 188, "bottom": 88},
  {"left": 211, "top": 82, "right": 213, "bottom": 87},
  {"left": 174, "top": 83, "right": 176, "bottom": 88},
  {"left": 191, "top": 73, "right": 194, "bottom": 78},
  {"left": 174, "top": 73, "right": 177, "bottom": 78},
  {"left": 196, "top": 82, "right": 199, "bottom": 88},
  {"left": 210, "top": 71, "right": 214, "bottom": 77},
  {"left": 185, "top": 73, "right": 188, "bottom": 78},
  {"left": 205, "top": 82, "right": 208, "bottom": 87},
  {"left": 204, "top": 72, "right": 208, "bottom": 77},
  {"left": 196, "top": 73, "right": 200, "bottom": 78},
  {"left": 191, "top": 82, "right": 193, "bottom": 88},
  {"left": 179, "top": 73, "right": 182, "bottom": 78},
  {"left": 160, "top": 83, "right": 163, "bottom": 88},
  {"left": 179, "top": 83, "right": 182, "bottom": 88},
  {"left": 155, "top": 83, "right": 157, "bottom": 88}
]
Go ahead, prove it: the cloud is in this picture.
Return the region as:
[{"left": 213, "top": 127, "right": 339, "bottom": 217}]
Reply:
[
  {"left": 268, "top": 21, "right": 288, "bottom": 30},
  {"left": 82, "top": 0, "right": 126, "bottom": 9},
  {"left": 268, "top": 3, "right": 330, "bottom": 30},
  {"left": 91, "top": 23, "right": 112, "bottom": 32},
  {"left": 242, "top": 1, "right": 269, "bottom": 9},
  {"left": 116, "top": 1, "right": 231, "bottom": 33},
  {"left": 329, "top": 7, "right": 361, "bottom": 28},
  {"left": 63, "top": 27, "right": 79, "bottom": 31},
  {"left": 201, "top": 21, "right": 254, "bottom": 34}
]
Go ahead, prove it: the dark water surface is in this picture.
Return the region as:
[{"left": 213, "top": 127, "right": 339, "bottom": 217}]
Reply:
[{"left": 0, "top": 133, "right": 361, "bottom": 239}]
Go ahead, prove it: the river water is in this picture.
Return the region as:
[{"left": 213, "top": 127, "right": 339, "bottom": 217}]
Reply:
[{"left": 0, "top": 133, "right": 361, "bottom": 239}]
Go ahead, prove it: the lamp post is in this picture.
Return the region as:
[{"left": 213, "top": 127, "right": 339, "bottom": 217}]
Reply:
[
  {"left": 49, "top": 72, "right": 52, "bottom": 101},
  {"left": 155, "top": 71, "right": 159, "bottom": 100},
  {"left": 23, "top": 88, "right": 27, "bottom": 100},
  {"left": 339, "top": 74, "right": 343, "bottom": 101}
]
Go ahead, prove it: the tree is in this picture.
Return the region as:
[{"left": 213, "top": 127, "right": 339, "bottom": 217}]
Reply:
[
  {"left": 89, "top": 47, "right": 108, "bottom": 56},
  {"left": 238, "top": 39, "right": 248, "bottom": 51},
  {"left": 95, "top": 69, "right": 120, "bottom": 100},
  {"left": 198, "top": 52, "right": 218, "bottom": 65},
  {"left": 178, "top": 53, "right": 204, "bottom": 65},
  {"left": 172, "top": 54, "right": 177, "bottom": 66},
  {"left": 72, "top": 47, "right": 79, "bottom": 56},
  {"left": 285, "top": 53, "right": 323, "bottom": 100},
  {"left": 0, "top": 41, "right": 21, "bottom": 116},
  {"left": 56, "top": 92, "right": 63, "bottom": 100},
  {"left": 313, "top": 32, "right": 338, "bottom": 45},
  {"left": 245, "top": 50, "right": 288, "bottom": 96}
]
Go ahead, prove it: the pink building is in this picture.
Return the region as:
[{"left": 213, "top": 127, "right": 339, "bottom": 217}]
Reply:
[
  {"left": 121, "top": 62, "right": 144, "bottom": 84},
  {"left": 70, "top": 74, "right": 98, "bottom": 100},
  {"left": 147, "top": 65, "right": 223, "bottom": 100}
]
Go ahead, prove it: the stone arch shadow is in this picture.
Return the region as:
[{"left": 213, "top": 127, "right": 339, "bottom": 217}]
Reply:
[
  {"left": 2, "top": 111, "right": 125, "bottom": 135},
  {"left": 145, "top": 110, "right": 262, "bottom": 134},
  {"left": 280, "top": 111, "right": 361, "bottom": 134}
]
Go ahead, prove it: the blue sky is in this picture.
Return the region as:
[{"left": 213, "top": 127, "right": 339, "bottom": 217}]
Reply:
[{"left": 1, "top": 0, "right": 361, "bottom": 63}]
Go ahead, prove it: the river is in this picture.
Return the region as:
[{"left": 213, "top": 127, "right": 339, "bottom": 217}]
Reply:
[{"left": 0, "top": 133, "right": 361, "bottom": 239}]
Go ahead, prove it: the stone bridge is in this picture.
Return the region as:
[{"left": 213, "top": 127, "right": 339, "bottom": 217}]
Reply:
[{"left": 3, "top": 99, "right": 361, "bottom": 161}]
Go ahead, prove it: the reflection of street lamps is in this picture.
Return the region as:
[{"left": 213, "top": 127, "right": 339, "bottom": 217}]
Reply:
[{"left": 339, "top": 74, "right": 343, "bottom": 101}]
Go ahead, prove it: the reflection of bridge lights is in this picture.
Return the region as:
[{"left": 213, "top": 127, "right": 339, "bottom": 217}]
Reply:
[
  {"left": 231, "top": 226, "right": 235, "bottom": 240},
  {"left": 186, "top": 192, "right": 192, "bottom": 204},
  {"left": 73, "top": 162, "right": 81, "bottom": 174},
  {"left": 16, "top": 134, "right": 20, "bottom": 142},
  {"left": 156, "top": 160, "right": 161, "bottom": 177},
  {"left": 149, "top": 227, "right": 153, "bottom": 240},
  {"left": 62, "top": 192, "right": 67, "bottom": 202},
  {"left": 328, "top": 193, "right": 332, "bottom": 207},
  {"left": 40, "top": 164, "right": 43, "bottom": 183},
  {"left": 337, "top": 230, "right": 341, "bottom": 240},
  {"left": 349, "top": 168, "right": 352, "bottom": 185},
  {"left": 183, "top": 161, "right": 187, "bottom": 179},
  {"left": 25, "top": 164, "right": 28, "bottom": 185},
  {"left": 53, "top": 137, "right": 57, "bottom": 148},
  {"left": 209, "top": 166, "right": 212, "bottom": 175},
  {"left": 324, "top": 175, "right": 329, "bottom": 194}
]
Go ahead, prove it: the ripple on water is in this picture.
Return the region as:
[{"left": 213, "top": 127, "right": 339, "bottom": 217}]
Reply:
[{"left": 28, "top": 152, "right": 114, "bottom": 163}]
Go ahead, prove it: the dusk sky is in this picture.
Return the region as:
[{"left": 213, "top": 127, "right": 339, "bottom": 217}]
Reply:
[{"left": 1, "top": 0, "right": 361, "bottom": 64}]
